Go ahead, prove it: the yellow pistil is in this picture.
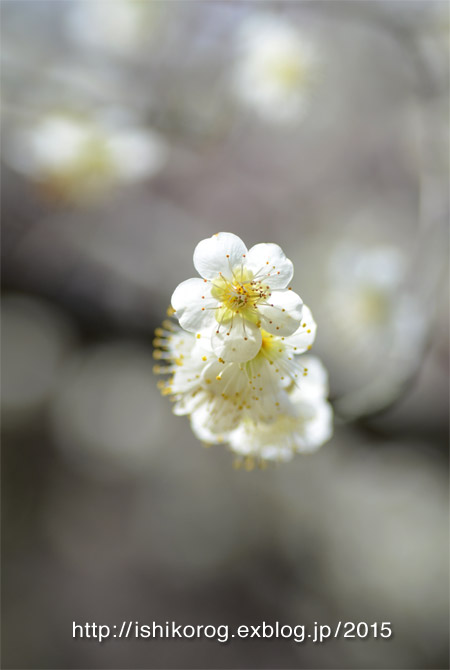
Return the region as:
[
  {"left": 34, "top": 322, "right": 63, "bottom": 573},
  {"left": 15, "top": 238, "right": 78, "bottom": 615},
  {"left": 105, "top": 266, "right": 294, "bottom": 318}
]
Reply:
[
  {"left": 211, "top": 268, "right": 269, "bottom": 326},
  {"left": 257, "top": 330, "right": 285, "bottom": 359}
]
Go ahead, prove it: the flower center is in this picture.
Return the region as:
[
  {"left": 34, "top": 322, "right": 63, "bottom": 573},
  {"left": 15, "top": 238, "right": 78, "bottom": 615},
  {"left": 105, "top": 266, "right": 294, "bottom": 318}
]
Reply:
[
  {"left": 211, "top": 270, "right": 269, "bottom": 325},
  {"left": 255, "top": 331, "right": 286, "bottom": 362},
  {"left": 353, "top": 287, "right": 390, "bottom": 326},
  {"left": 265, "top": 56, "right": 303, "bottom": 89}
]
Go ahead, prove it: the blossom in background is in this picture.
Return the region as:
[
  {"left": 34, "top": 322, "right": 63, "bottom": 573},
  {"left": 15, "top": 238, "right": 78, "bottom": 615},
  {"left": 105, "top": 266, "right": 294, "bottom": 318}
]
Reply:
[
  {"left": 232, "top": 14, "right": 317, "bottom": 123},
  {"left": 326, "top": 244, "right": 410, "bottom": 358},
  {"left": 4, "top": 110, "right": 168, "bottom": 203},
  {"left": 171, "top": 232, "right": 303, "bottom": 363},
  {"left": 322, "top": 242, "right": 428, "bottom": 418},
  {"left": 67, "top": 0, "right": 162, "bottom": 57},
  {"left": 155, "top": 234, "right": 332, "bottom": 466}
]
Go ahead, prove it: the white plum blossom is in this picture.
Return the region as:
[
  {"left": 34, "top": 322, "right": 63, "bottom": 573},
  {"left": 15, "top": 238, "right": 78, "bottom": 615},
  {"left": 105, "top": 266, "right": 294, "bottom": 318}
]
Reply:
[
  {"left": 156, "top": 232, "right": 333, "bottom": 466},
  {"left": 153, "top": 306, "right": 332, "bottom": 465},
  {"left": 232, "top": 14, "right": 318, "bottom": 123},
  {"left": 4, "top": 110, "right": 168, "bottom": 202},
  {"left": 171, "top": 232, "right": 303, "bottom": 363},
  {"left": 193, "top": 357, "right": 333, "bottom": 466}
]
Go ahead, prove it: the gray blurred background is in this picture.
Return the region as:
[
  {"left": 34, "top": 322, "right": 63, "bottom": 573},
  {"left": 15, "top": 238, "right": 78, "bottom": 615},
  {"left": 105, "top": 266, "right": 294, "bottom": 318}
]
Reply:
[{"left": 1, "top": 2, "right": 449, "bottom": 669}]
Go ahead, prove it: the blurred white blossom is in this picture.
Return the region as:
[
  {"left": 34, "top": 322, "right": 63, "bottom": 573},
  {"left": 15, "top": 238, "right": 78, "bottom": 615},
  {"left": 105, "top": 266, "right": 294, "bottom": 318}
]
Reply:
[
  {"left": 320, "top": 242, "right": 429, "bottom": 418},
  {"left": 4, "top": 109, "right": 168, "bottom": 203},
  {"left": 324, "top": 244, "right": 426, "bottom": 363},
  {"left": 327, "top": 244, "right": 406, "bottom": 351},
  {"left": 232, "top": 14, "right": 318, "bottom": 123},
  {"left": 67, "top": 0, "right": 162, "bottom": 57}
]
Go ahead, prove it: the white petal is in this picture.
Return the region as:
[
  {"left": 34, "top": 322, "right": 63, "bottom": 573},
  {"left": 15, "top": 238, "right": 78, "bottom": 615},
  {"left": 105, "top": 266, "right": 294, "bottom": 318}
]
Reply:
[
  {"left": 260, "top": 445, "right": 294, "bottom": 462},
  {"left": 190, "top": 405, "right": 232, "bottom": 443},
  {"left": 294, "top": 400, "right": 333, "bottom": 452},
  {"left": 172, "top": 390, "right": 206, "bottom": 416},
  {"left": 193, "top": 232, "right": 248, "bottom": 281},
  {"left": 227, "top": 428, "right": 254, "bottom": 456},
  {"left": 171, "top": 278, "right": 216, "bottom": 333},
  {"left": 284, "top": 305, "right": 317, "bottom": 352},
  {"left": 211, "top": 317, "right": 262, "bottom": 363},
  {"left": 245, "top": 357, "right": 295, "bottom": 419},
  {"left": 201, "top": 359, "right": 247, "bottom": 395},
  {"left": 246, "top": 242, "right": 294, "bottom": 289},
  {"left": 291, "top": 355, "right": 329, "bottom": 401},
  {"left": 258, "top": 289, "right": 303, "bottom": 336}
]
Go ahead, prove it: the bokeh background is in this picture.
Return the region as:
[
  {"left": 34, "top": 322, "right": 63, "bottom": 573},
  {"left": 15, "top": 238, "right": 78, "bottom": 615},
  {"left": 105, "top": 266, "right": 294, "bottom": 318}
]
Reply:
[{"left": 1, "top": 1, "right": 449, "bottom": 669}]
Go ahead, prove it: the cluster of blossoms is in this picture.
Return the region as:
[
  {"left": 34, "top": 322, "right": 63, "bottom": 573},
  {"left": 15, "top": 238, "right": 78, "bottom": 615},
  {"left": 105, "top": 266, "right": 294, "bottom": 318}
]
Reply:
[{"left": 154, "top": 233, "right": 332, "bottom": 467}]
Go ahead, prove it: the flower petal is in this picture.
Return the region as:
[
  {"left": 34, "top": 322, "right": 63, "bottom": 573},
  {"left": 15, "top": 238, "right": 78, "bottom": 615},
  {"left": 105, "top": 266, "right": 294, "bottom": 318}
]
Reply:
[
  {"left": 211, "top": 316, "right": 262, "bottom": 362},
  {"left": 260, "top": 445, "right": 294, "bottom": 462},
  {"left": 201, "top": 359, "right": 247, "bottom": 394},
  {"left": 293, "top": 400, "right": 333, "bottom": 452},
  {"left": 173, "top": 390, "right": 206, "bottom": 416},
  {"left": 171, "top": 278, "right": 216, "bottom": 333},
  {"left": 292, "top": 355, "right": 328, "bottom": 401},
  {"left": 258, "top": 289, "right": 303, "bottom": 336},
  {"left": 246, "top": 242, "right": 293, "bottom": 289},
  {"left": 193, "top": 232, "right": 248, "bottom": 281},
  {"left": 190, "top": 405, "right": 232, "bottom": 443},
  {"left": 284, "top": 304, "right": 317, "bottom": 352}
]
